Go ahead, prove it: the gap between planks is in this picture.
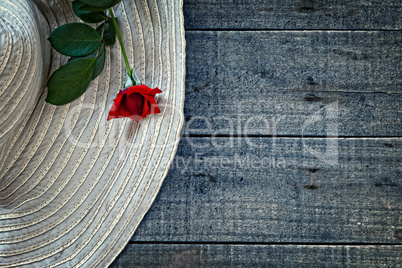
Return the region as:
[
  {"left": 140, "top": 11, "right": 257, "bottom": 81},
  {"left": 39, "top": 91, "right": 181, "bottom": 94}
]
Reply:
[
  {"left": 181, "top": 135, "right": 402, "bottom": 139},
  {"left": 128, "top": 241, "right": 402, "bottom": 246},
  {"left": 185, "top": 29, "right": 402, "bottom": 32}
]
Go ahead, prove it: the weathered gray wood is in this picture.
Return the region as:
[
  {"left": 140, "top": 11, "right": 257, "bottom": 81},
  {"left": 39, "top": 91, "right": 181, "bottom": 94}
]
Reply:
[
  {"left": 184, "top": 0, "right": 402, "bottom": 30},
  {"left": 183, "top": 31, "right": 401, "bottom": 136},
  {"left": 114, "top": 2, "right": 402, "bottom": 266},
  {"left": 131, "top": 137, "right": 402, "bottom": 244},
  {"left": 182, "top": 90, "right": 402, "bottom": 136},
  {"left": 186, "top": 31, "right": 401, "bottom": 95},
  {"left": 111, "top": 244, "right": 402, "bottom": 267}
]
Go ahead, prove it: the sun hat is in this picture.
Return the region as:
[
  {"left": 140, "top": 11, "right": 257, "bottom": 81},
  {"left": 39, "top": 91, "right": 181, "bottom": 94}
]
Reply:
[{"left": 0, "top": 0, "right": 185, "bottom": 267}]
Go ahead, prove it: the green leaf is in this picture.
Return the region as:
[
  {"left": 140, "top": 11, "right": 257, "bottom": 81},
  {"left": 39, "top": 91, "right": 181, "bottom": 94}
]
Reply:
[
  {"left": 48, "top": 23, "right": 102, "bottom": 57},
  {"left": 78, "top": 5, "right": 109, "bottom": 12},
  {"left": 68, "top": 44, "right": 105, "bottom": 80},
  {"left": 79, "top": 0, "right": 121, "bottom": 8},
  {"left": 92, "top": 47, "right": 105, "bottom": 80},
  {"left": 72, "top": 0, "right": 106, "bottom": 23},
  {"left": 46, "top": 57, "right": 97, "bottom": 105},
  {"left": 97, "top": 20, "right": 116, "bottom": 46}
]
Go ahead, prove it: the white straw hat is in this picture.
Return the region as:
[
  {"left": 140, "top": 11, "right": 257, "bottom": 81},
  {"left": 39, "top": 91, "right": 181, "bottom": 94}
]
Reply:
[{"left": 0, "top": 0, "right": 185, "bottom": 267}]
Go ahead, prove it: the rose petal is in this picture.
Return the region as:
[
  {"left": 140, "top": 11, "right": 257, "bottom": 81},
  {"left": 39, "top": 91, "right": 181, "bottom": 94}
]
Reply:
[
  {"left": 117, "top": 95, "right": 133, "bottom": 118},
  {"left": 151, "top": 87, "right": 162, "bottom": 95},
  {"left": 126, "top": 92, "right": 143, "bottom": 116},
  {"left": 107, "top": 94, "right": 123, "bottom": 120},
  {"left": 141, "top": 99, "right": 150, "bottom": 118},
  {"left": 142, "top": 94, "right": 161, "bottom": 114}
]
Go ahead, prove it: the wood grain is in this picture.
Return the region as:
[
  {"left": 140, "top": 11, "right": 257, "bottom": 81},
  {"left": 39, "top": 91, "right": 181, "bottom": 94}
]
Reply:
[
  {"left": 111, "top": 243, "right": 402, "bottom": 267},
  {"left": 131, "top": 137, "right": 402, "bottom": 244},
  {"left": 183, "top": 31, "right": 401, "bottom": 136},
  {"left": 184, "top": 0, "right": 402, "bottom": 30}
]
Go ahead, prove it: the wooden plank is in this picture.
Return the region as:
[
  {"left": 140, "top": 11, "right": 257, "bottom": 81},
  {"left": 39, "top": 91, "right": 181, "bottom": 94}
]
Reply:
[
  {"left": 186, "top": 31, "right": 401, "bottom": 95},
  {"left": 131, "top": 137, "right": 402, "bottom": 244},
  {"left": 111, "top": 244, "right": 402, "bottom": 267},
  {"left": 183, "top": 0, "right": 402, "bottom": 30},
  {"left": 184, "top": 31, "right": 402, "bottom": 136},
  {"left": 183, "top": 90, "right": 402, "bottom": 136}
]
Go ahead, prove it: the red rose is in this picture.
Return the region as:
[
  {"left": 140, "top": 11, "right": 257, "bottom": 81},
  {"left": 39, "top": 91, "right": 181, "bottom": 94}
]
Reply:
[{"left": 107, "top": 85, "right": 162, "bottom": 121}]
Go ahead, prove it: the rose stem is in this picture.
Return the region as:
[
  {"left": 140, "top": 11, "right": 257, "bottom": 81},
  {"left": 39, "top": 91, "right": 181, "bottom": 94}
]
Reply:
[{"left": 108, "top": 8, "right": 134, "bottom": 85}]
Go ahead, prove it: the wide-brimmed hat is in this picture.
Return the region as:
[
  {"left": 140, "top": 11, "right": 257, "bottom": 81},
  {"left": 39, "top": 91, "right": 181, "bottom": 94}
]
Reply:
[{"left": 0, "top": 0, "right": 185, "bottom": 267}]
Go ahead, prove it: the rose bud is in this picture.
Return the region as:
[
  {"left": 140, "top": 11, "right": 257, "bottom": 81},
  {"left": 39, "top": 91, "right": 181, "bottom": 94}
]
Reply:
[{"left": 107, "top": 85, "right": 162, "bottom": 121}]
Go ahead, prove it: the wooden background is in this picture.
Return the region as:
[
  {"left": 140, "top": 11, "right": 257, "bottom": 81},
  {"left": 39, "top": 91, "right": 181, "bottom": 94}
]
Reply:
[{"left": 111, "top": 0, "right": 401, "bottom": 266}]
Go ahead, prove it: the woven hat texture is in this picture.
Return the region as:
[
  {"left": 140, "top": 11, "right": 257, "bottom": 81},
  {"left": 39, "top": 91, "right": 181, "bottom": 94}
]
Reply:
[{"left": 0, "top": 0, "right": 185, "bottom": 267}]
